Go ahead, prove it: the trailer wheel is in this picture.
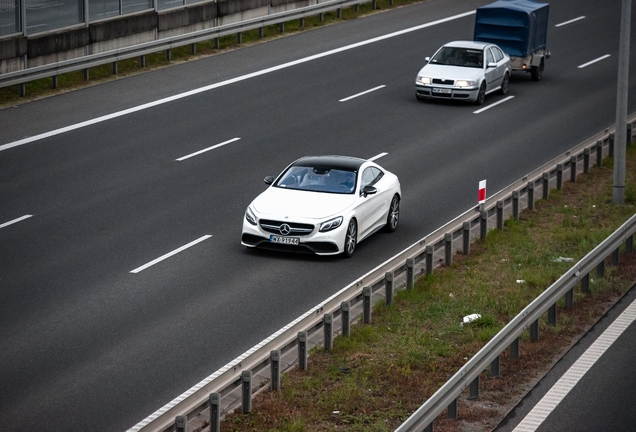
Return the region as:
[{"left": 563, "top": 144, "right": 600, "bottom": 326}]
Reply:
[
  {"left": 500, "top": 73, "right": 509, "bottom": 95},
  {"left": 531, "top": 59, "right": 544, "bottom": 81}
]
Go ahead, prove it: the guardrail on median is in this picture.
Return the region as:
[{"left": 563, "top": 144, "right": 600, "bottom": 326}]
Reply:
[
  {"left": 0, "top": 0, "right": 381, "bottom": 91},
  {"left": 129, "top": 116, "right": 636, "bottom": 432}
]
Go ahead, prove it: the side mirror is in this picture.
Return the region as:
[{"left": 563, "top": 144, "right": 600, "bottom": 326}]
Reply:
[
  {"left": 487, "top": 62, "right": 497, "bottom": 68},
  {"left": 264, "top": 176, "right": 274, "bottom": 185},
  {"left": 425, "top": 56, "right": 431, "bottom": 63},
  {"left": 361, "top": 185, "right": 377, "bottom": 197}
]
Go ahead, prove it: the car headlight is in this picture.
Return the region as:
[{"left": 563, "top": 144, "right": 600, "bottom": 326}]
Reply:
[
  {"left": 319, "top": 216, "right": 343, "bottom": 232},
  {"left": 416, "top": 76, "right": 431, "bottom": 85},
  {"left": 455, "top": 80, "right": 476, "bottom": 88},
  {"left": 245, "top": 207, "right": 257, "bottom": 226}
]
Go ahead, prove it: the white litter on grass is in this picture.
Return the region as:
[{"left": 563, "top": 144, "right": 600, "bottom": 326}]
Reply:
[
  {"left": 461, "top": 313, "right": 481, "bottom": 326},
  {"left": 516, "top": 280, "right": 525, "bottom": 284},
  {"left": 554, "top": 256, "right": 575, "bottom": 263}
]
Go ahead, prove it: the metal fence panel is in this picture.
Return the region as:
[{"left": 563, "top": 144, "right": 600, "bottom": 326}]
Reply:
[
  {"left": 26, "top": 0, "right": 83, "bottom": 34},
  {"left": 0, "top": 0, "right": 20, "bottom": 36}
]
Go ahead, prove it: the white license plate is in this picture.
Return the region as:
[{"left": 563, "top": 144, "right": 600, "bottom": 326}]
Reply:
[
  {"left": 433, "top": 88, "right": 452, "bottom": 94},
  {"left": 270, "top": 235, "right": 299, "bottom": 245}
]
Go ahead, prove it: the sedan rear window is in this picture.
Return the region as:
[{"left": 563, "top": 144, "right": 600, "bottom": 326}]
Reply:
[{"left": 275, "top": 166, "right": 357, "bottom": 194}]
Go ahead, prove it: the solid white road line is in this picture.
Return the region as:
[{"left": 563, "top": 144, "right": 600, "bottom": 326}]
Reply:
[
  {"left": 0, "top": 214, "right": 33, "bottom": 229},
  {"left": 176, "top": 137, "right": 241, "bottom": 161},
  {"left": 578, "top": 54, "right": 611, "bottom": 69},
  {"left": 130, "top": 235, "right": 212, "bottom": 274},
  {"left": 512, "top": 298, "right": 636, "bottom": 431},
  {"left": 555, "top": 16, "right": 586, "bottom": 27},
  {"left": 1, "top": 10, "right": 476, "bottom": 154},
  {"left": 369, "top": 152, "right": 388, "bottom": 161},
  {"left": 339, "top": 85, "right": 386, "bottom": 102},
  {"left": 473, "top": 96, "right": 514, "bottom": 114}
]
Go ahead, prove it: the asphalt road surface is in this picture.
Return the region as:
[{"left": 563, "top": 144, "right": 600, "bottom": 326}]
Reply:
[{"left": 1, "top": 0, "right": 635, "bottom": 430}]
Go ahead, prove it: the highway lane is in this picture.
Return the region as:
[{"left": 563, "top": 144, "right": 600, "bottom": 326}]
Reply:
[{"left": 1, "top": 0, "right": 635, "bottom": 430}]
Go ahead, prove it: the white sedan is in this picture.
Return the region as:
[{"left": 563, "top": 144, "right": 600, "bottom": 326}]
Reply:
[
  {"left": 415, "top": 40, "right": 511, "bottom": 104},
  {"left": 241, "top": 155, "right": 401, "bottom": 257}
]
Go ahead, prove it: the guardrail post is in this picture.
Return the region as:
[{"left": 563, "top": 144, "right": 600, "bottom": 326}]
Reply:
[
  {"left": 445, "top": 233, "right": 453, "bottom": 265},
  {"left": 527, "top": 181, "right": 535, "bottom": 210},
  {"left": 627, "top": 234, "right": 634, "bottom": 254},
  {"left": 112, "top": 61, "right": 118, "bottom": 75},
  {"left": 530, "top": 319, "right": 539, "bottom": 342},
  {"left": 406, "top": 258, "right": 414, "bottom": 289},
  {"left": 175, "top": 415, "right": 186, "bottom": 432},
  {"left": 19, "top": 83, "right": 26, "bottom": 97},
  {"left": 509, "top": 337, "right": 519, "bottom": 360},
  {"left": 469, "top": 376, "right": 479, "bottom": 399},
  {"left": 324, "top": 313, "right": 333, "bottom": 351},
  {"left": 319, "top": 12, "right": 324, "bottom": 21},
  {"left": 447, "top": 398, "right": 458, "bottom": 419},
  {"left": 363, "top": 287, "right": 372, "bottom": 324},
  {"left": 83, "top": 68, "right": 89, "bottom": 81},
  {"left": 337, "top": 8, "right": 341, "bottom": 18},
  {"left": 480, "top": 209, "right": 487, "bottom": 240},
  {"left": 612, "top": 247, "right": 620, "bottom": 266},
  {"left": 209, "top": 393, "right": 221, "bottom": 432},
  {"left": 570, "top": 156, "right": 577, "bottom": 183},
  {"left": 355, "top": 4, "right": 359, "bottom": 12},
  {"left": 165, "top": 49, "right": 171, "bottom": 61},
  {"left": 190, "top": 43, "right": 196, "bottom": 55},
  {"left": 140, "top": 55, "right": 146, "bottom": 67},
  {"left": 52, "top": 76, "right": 58, "bottom": 89},
  {"left": 463, "top": 222, "right": 471, "bottom": 255},
  {"left": 237, "top": 32, "right": 242, "bottom": 44},
  {"left": 385, "top": 272, "right": 394, "bottom": 306},
  {"left": 259, "top": 27, "right": 264, "bottom": 38},
  {"left": 556, "top": 164, "right": 563, "bottom": 190},
  {"left": 609, "top": 132, "right": 615, "bottom": 158},
  {"left": 496, "top": 200, "right": 504, "bottom": 230},
  {"left": 548, "top": 303, "right": 557, "bottom": 326},
  {"left": 341, "top": 301, "right": 350, "bottom": 336},
  {"left": 372, "top": 0, "right": 377, "bottom": 8},
  {"left": 298, "top": 331, "right": 307, "bottom": 370},
  {"left": 596, "top": 140, "right": 603, "bottom": 166},
  {"left": 565, "top": 288, "right": 573, "bottom": 309},
  {"left": 426, "top": 245, "right": 434, "bottom": 276},
  {"left": 279, "top": 22, "right": 284, "bottom": 33},
  {"left": 490, "top": 355, "right": 500, "bottom": 377},
  {"left": 597, "top": 259, "right": 606, "bottom": 278},
  {"left": 214, "top": 38, "right": 219, "bottom": 49},
  {"left": 271, "top": 350, "right": 281, "bottom": 391},
  {"left": 584, "top": 148, "right": 591, "bottom": 173},
  {"left": 242, "top": 371, "right": 252, "bottom": 413},
  {"left": 512, "top": 190, "right": 519, "bottom": 220},
  {"left": 628, "top": 122, "right": 633, "bottom": 144},
  {"left": 299, "top": 17, "right": 304, "bottom": 27},
  {"left": 542, "top": 172, "right": 550, "bottom": 200},
  {"left": 581, "top": 273, "right": 590, "bottom": 294}
]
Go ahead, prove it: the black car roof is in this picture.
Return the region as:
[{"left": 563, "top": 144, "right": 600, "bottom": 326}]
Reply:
[{"left": 291, "top": 155, "right": 366, "bottom": 172}]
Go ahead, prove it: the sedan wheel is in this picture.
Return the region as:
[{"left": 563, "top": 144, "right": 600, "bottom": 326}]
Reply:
[
  {"left": 385, "top": 195, "right": 400, "bottom": 232},
  {"left": 344, "top": 219, "right": 357, "bottom": 258},
  {"left": 500, "top": 73, "right": 509, "bottom": 95},
  {"left": 476, "top": 83, "right": 486, "bottom": 105}
]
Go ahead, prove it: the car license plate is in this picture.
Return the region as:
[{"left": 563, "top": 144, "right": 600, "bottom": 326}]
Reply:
[
  {"left": 433, "top": 88, "right": 452, "bottom": 94},
  {"left": 270, "top": 235, "right": 299, "bottom": 245}
]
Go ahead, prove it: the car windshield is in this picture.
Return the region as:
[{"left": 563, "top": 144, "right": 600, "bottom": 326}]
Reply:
[
  {"left": 274, "top": 165, "right": 357, "bottom": 194},
  {"left": 429, "top": 47, "right": 483, "bottom": 68}
]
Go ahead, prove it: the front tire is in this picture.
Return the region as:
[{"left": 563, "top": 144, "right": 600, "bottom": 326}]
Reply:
[
  {"left": 475, "top": 83, "right": 486, "bottom": 105},
  {"left": 531, "top": 60, "right": 544, "bottom": 81},
  {"left": 385, "top": 195, "right": 400, "bottom": 232},
  {"left": 343, "top": 219, "right": 357, "bottom": 258}
]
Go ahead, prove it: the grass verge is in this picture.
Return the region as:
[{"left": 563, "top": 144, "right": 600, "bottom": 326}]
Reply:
[
  {"left": 0, "top": 0, "right": 425, "bottom": 109},
  {"left": 217, "top": 145, "right": 636, "bottom": 432}
]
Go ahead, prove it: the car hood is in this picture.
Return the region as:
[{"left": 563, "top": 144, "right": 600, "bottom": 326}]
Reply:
[
  {"left": 417, "top": 64, "right": 483, "bottom": 81},
  {"left": 252, "top": 187, "right": 356, "bottom": 220}
]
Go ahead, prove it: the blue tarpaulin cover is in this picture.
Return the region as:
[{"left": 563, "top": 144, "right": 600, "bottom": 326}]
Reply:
[{"left": 474, "top": 0, "right": 549, "bottom": 57}]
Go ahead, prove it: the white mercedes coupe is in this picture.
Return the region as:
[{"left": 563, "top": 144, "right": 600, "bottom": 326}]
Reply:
[{"left": 241, "top": 155, "right": 401, "bottom": 257}]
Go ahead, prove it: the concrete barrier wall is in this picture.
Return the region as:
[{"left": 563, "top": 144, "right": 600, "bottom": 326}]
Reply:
[{"left": 0, "top": 0, "right": 308, "bottom": 74}]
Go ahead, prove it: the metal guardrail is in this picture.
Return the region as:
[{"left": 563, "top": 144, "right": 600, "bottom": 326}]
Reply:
[
  {"left": 128, "top": 112, "right": 636, "bottom": 432},
  {"left": 0, "top": 0, "right": 375, "bottom": 89}
]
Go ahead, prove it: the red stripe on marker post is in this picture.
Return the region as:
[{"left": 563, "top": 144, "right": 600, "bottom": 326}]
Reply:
[{"left": 478, "top": 180, "right": 487, "bottom": 204}]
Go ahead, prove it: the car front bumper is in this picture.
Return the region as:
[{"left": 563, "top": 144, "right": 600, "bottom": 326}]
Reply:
[
  {"left": 241, "top": 216, "right": 346, "bottom": 256},
  {"left": 415, "top": 84, "right": 479, "bottom": 102}
]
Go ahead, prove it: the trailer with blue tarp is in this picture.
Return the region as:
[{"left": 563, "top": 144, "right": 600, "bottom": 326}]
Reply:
[{"left": 474, "top": 0, "right": 550, "bottom": 81}]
